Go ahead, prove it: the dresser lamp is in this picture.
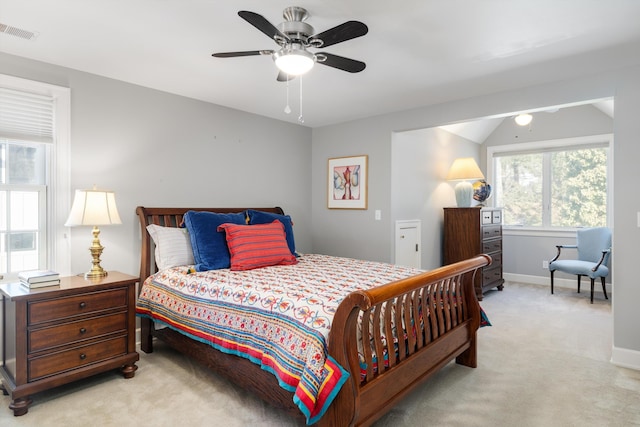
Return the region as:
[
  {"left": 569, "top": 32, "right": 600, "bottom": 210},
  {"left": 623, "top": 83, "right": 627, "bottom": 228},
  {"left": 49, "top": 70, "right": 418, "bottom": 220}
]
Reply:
[
  {"left": 446, "top": 158, "right": 485, "bottom": 207},
  {"left": 65, "top": 187, "right": 122, "bottom": 279}
]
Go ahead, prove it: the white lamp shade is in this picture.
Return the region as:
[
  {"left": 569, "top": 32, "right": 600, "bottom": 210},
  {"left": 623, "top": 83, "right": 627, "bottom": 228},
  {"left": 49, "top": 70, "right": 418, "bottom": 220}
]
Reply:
[
  {"left": 274, "top": 48, "right": 315, "bottom": 76},
  {"left": 65, "top": 189, "right": 122, "bottom": 226},
  {"left": 446, "top": 158, "right": 484, "bottom": 207},
  {"left": 446, "top": 158, "right": 484, "bottom": 181}
]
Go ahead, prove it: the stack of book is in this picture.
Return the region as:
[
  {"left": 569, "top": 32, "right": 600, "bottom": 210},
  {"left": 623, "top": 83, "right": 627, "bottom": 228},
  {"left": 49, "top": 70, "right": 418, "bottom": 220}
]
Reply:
[{"left": 18, "top": 270, "right": 61, "bottom": 289}]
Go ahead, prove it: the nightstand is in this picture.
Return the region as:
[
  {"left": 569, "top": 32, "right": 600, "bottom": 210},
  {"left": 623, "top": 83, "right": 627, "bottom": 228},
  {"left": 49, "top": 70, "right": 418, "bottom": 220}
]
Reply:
[{"left": 0, "top": 272, "right": 139, "bottom": 416}]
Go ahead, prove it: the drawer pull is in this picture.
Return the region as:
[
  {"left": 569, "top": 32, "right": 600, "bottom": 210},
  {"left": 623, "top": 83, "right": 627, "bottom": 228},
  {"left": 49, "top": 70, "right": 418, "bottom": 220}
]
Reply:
[
  {"left": 79, "top": 327, "right": 87, "bottom": 334},
  {"left": 79, "top": 353, "right": 87, "bottom": 360},
  {"left": 79, "top": 302, "right": 86, "bottom": 309}
]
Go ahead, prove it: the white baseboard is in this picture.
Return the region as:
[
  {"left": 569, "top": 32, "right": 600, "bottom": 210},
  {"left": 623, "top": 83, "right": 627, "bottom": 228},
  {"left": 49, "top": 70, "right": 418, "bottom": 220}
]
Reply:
[
  {"left": 611, "top": 346, "right": 640, "bottom": 371},
  {"left": 503, "top": 273, "right": 612, "bottom": 294}
]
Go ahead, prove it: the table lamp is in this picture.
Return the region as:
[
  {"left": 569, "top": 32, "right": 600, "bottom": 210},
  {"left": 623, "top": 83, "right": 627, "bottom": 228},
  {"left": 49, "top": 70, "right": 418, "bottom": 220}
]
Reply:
[
  {"left": 65, "top": 187, "right": 122, "bottom": 279},
  {"left": 446, "top": 158, "right": 485, "bottom": 207}
]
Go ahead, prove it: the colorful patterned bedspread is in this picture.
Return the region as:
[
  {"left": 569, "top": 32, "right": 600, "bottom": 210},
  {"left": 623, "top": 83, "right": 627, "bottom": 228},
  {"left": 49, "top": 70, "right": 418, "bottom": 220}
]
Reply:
[{"left": 136, "top": 253, "right": 424, "bottom": 425}]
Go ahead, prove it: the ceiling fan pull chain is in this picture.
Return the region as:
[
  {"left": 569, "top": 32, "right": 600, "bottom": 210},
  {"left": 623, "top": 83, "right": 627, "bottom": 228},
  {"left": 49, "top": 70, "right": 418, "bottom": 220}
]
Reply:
[
  {"left": 284, "top": 75, "right": 291, "bottom": 114},
  {"left": 298, "top": 76, "right": 304, "bottom": 124}
]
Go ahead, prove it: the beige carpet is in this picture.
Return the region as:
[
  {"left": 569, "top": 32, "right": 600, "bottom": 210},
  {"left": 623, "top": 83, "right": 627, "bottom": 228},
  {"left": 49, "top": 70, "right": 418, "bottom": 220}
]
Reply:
[{"left": 2, "top": 282, "right": 640, "bottom": 426}]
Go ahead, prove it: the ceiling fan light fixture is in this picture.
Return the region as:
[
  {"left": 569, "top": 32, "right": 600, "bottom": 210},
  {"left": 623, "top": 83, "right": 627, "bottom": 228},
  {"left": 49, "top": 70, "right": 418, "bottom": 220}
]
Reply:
[
  {"left": 274, "top": 47, "right": 315, "bottom": 76},
  {"left": 515, "top": 113, "right": 533, "bottom": 126}
]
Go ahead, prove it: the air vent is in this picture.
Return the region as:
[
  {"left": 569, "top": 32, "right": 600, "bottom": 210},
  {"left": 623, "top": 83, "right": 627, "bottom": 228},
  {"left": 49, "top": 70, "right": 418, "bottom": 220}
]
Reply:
[{"left": 0, "top": 23, "right": 39, "bottom": 40}]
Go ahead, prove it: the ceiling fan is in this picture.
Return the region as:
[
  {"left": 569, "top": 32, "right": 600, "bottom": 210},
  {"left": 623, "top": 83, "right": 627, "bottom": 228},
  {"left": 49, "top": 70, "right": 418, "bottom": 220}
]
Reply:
[{"left": 212, "top": 6, "right": 368, "bottom": 81}]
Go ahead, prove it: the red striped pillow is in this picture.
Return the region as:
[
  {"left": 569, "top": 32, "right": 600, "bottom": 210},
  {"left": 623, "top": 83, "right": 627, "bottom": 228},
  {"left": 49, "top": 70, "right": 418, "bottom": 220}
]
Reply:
[{"left": 217, "top": 220, "right": 298, "bottom": 271}]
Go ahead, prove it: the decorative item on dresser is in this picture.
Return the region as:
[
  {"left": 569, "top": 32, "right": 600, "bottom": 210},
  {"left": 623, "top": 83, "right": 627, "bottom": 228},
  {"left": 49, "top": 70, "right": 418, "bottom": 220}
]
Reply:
[
  {"left": 0, "top": 272, "right": 139, "bottom": 416},
  {"left": 443, "top": 207, "right": 504, "bottom": 300},
  {"left": 446, "top": 157, "right": 485, "bottom": 207}
]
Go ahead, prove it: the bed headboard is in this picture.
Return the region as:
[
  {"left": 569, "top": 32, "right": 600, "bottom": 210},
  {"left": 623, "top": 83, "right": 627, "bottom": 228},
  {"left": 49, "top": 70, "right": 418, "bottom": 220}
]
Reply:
[{"left": 136, "top": 206, "right": 285, "bottom": 285}]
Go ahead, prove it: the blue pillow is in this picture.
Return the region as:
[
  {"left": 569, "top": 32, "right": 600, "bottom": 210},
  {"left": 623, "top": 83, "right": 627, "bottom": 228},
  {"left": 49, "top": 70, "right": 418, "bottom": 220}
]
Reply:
[
  {"left": 246, "top": 209, "right": 297, "bottom": 256},
  {"left": 183, "top": 210, "right": 247, "bottom": 271}
]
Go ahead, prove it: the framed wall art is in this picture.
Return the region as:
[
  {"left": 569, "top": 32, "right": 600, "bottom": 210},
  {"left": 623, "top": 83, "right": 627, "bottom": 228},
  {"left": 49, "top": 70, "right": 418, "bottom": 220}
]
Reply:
[{"left": 327, "top": 155, "right": 368, "bottom": 209}]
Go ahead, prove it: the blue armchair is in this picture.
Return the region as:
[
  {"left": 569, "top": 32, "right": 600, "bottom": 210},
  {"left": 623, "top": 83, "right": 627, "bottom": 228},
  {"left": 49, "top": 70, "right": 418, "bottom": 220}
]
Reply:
[{"left": 549, "top": 227, "right": 611, "bottom": 303}]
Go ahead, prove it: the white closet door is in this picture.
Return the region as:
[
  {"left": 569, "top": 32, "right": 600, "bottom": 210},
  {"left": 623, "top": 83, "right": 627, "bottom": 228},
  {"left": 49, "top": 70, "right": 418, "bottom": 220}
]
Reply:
[{"left": 395, "top": 220, "right": 421, "bottom": 268}]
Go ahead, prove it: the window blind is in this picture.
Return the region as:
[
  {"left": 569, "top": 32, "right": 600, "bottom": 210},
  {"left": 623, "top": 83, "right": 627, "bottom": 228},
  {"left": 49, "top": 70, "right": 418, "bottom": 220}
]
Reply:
[{"left": 0, "top": 87, "right": 54, "bottom": 143}]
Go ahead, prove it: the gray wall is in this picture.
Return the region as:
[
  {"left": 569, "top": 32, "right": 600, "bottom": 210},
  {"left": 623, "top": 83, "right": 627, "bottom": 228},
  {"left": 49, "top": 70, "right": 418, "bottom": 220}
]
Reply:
[
  {"left": 391, "top": 128, "right": 480, "bottom": 270},
  {"left": 0, "top": 52, "right": 312, "bottom": 277},
  {"left": 3, "top": 51, "right": 640, "bottom": 367},
  {"left": 483, "top": 104, "right": 614, "bottom": 281},
  {"left": 311, "top": 66, "right": 640, "bottom": 367}
]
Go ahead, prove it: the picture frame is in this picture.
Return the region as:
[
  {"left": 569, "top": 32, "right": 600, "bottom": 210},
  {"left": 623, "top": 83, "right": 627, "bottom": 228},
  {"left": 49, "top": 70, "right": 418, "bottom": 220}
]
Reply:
[{"left": 327, "top": 155, "right": 368, "bottom": 209}]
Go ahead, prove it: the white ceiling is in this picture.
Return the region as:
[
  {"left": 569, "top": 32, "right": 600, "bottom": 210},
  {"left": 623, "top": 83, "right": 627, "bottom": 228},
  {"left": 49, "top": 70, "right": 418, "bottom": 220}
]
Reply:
[{"left": 2, "top": 1, "right": 639, "bottom": 128}]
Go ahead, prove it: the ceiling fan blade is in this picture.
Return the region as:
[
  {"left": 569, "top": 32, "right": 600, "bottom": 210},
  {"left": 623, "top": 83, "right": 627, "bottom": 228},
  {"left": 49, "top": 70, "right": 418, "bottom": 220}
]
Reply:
[
  {"left": 311, "top": 21, "right": 368, "bottom": 48},
  {"left": 212, "top": 50, "right": 273, "bottom": 58},
  {"left": 317, "top": 52, "right": 366, "bottom": 73},
  {"left": 238, "top": 10, "right": 289, "bottom": 42}
]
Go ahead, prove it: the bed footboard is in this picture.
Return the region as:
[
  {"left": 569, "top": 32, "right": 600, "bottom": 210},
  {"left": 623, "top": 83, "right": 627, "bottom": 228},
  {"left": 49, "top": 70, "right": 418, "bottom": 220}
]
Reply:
[{"left": 321, "top": 255, "right": 490, "bottom": 427}]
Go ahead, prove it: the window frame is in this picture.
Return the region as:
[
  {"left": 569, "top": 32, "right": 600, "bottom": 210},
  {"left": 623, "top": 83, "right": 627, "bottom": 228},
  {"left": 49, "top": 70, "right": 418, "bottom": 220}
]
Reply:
[
  {"left": 487, "top": 134, "right": 613, "bottom": 237},
  {"left": 0, "top": 74, "right": 71, "bottom": 281}
]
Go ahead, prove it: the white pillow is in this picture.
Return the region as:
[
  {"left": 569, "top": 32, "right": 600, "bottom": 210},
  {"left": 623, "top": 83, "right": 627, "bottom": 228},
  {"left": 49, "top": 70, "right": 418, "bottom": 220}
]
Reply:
[{"left": 146, "top": 224, "right": 195, "bottom": 270}]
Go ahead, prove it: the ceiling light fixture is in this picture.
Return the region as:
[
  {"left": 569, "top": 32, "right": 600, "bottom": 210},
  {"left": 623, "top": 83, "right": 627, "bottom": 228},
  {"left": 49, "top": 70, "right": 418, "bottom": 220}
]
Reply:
[
  {"left": 274, "top": 45, "right": 315, "bottom": 76},
  {"left": 515, "top": 113, "right": 533, "bottom": 126}
]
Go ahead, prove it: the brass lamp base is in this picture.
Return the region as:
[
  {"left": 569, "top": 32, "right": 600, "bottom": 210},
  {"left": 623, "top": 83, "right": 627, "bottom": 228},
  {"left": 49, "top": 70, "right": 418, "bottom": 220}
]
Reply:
[
  {"left": 85, "top": 225, "right": 109, "bottom": 280},
  {"left": 85, "top": 267, "right": 108, "bottom": 280}
]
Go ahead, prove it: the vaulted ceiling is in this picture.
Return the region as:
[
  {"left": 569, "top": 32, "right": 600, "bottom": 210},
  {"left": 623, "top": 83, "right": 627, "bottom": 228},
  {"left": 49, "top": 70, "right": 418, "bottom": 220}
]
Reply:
[{"left": 1, "top": 1, "right": 639, "bottom": 128}]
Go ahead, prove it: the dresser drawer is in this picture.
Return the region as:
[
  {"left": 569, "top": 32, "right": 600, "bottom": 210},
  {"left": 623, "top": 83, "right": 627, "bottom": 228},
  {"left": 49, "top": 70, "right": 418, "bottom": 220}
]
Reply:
[
  {"left": 492, "top": 210, "right": 502, "bottom": 224},
  {"left": 29, "top": 312, "right": 127, "bottom": 353},
  {"left": 482, "top": 238, "right": 502, "bottom": 254},
  {"left": 28, "top": 336, "right": 127, "bottom": 381},
  {"left": 482, "top": 225, "right": 502, "bottom": 240},
  {"left": 483, "top": 265, "right": 503, "bottom": 284},
  {"left": 28, "top": 289, "right": 127, "bottom": 325},
  {"left": 488, "top": 252, "right": 503, "bottom": 267}
]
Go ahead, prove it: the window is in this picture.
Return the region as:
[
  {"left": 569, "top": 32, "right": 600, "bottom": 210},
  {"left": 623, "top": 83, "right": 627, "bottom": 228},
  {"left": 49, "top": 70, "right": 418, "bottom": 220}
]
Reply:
[
  {"left": 0, "top": 75, "right": 70, "bottom": 280},
  {"left": 0, "top": 141, "right": 48, "bottom": 273},
  {"left": 488, "top": 135, "right": 612, "bottom": 230}
]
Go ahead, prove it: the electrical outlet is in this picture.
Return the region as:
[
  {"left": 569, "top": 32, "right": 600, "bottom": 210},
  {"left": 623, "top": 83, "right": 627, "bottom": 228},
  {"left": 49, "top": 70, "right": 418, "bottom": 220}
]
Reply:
[{"left": 542, "top": 260, "right": 549, "bottom": 269}]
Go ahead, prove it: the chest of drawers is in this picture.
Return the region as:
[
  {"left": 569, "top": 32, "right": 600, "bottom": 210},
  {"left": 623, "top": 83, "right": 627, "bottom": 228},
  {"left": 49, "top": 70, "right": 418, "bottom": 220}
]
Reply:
[
  {"left": 443, "top": 207, "right": 505, "bottom": 300},
  {"left": 0, "top": 272, "right": 139, "bottom": 416}
]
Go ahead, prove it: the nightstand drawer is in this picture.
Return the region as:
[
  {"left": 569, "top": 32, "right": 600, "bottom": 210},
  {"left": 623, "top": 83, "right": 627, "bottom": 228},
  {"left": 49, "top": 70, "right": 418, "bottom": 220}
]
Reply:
[
  {"left": 29, "top": 312, "right": 127, "bottom": 353},
  {"left": 28, "top": 336, "right": 127, "bottom": 381},
  {"left": 28, "top": 289, "right": 127, "bottom": 325}
]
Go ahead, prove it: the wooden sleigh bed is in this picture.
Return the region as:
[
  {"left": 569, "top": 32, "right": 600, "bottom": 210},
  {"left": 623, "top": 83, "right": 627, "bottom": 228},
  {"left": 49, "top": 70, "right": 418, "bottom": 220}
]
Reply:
[{"left": 136, "top": 206, "right": 490, "bottom": 426}]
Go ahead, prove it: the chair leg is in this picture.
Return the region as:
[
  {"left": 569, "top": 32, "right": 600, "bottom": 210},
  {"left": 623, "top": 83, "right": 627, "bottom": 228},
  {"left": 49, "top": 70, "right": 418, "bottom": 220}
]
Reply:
[
  {"left": 601, "top": 277, "right": 608, "bottom": 300},
  {"left": 550, "top": 270, "right": 555, "bottom": 294},
  {"left": 590, "top": 278, "right": 595, "bottom": 304},
  {"left": 577, "top": 275, "right": 581, "bottom": 293}
]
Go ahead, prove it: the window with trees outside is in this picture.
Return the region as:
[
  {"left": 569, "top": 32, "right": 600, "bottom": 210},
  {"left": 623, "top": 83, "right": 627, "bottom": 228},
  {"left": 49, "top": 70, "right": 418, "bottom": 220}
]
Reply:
[
  {"left": 0, "top": 75, "right": 70, "bottom": 281},
  {"left": 488, "top": 135, "right": 611, "bottom": 230}
]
